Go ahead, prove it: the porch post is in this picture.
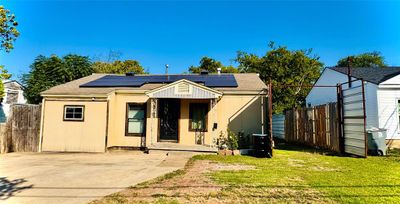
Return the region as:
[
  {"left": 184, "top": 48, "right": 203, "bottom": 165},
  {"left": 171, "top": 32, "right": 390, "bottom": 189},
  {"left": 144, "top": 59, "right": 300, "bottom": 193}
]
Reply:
[{"left": 150, "top": 98, "right": 158, "bottom": 145}]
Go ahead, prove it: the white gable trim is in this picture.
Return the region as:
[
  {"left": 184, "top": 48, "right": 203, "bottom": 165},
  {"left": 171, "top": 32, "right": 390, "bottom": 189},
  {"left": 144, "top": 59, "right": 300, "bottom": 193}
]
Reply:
[{"left": 145, "top": 79, "right": 222, "bottom": 99}]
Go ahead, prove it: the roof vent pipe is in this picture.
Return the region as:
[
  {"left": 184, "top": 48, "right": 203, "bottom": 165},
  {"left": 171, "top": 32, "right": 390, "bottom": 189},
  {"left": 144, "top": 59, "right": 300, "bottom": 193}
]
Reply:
[{"left": 217, "top": 67, "right": 221, "bottom": 75}]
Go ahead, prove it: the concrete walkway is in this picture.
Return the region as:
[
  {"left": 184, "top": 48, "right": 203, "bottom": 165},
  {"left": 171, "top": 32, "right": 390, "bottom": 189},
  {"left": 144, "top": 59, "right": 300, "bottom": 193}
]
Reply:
[{"left": 0, "top": 151, "right": 194, "bottom": 204}]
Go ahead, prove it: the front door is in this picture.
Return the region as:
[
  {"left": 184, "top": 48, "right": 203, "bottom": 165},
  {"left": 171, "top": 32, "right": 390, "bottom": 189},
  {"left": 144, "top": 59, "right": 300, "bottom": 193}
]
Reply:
[{"left": 158, "top": 99, "right": 180, "bottom": 141}]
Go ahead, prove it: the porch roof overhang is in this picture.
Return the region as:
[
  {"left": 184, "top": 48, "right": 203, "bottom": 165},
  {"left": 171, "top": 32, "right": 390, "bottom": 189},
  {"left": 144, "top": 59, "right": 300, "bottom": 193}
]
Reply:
[{"left": 145, "top": 79, "right": 222, "bottom": 99}]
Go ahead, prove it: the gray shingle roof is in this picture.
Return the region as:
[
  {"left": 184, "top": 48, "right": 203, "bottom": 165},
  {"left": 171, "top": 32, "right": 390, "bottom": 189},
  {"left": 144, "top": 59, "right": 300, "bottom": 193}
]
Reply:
[
  {"left": 41, "top": 73, "right": 267, "bottom": 96},
  {"left": 330, "top": 67, "right": 400, "bottom": 84}
]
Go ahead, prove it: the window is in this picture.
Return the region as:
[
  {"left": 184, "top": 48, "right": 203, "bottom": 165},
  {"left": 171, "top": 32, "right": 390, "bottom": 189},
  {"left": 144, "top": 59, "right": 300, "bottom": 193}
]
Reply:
[
  {"left": 64, "top": 106, "right": 84, "bottom": 121},
  {"left": 126, "top": 103, "right": 146, "bottom": 136},
  {"left": 189, "top": 103, "right": 208, "bottom": 131}
]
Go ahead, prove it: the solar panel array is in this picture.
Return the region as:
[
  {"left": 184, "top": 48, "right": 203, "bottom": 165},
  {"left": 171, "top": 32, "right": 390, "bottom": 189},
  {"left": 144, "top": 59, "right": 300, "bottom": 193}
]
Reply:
[{"left": 80, "top": 74, "right": 238, "bottom": 88}]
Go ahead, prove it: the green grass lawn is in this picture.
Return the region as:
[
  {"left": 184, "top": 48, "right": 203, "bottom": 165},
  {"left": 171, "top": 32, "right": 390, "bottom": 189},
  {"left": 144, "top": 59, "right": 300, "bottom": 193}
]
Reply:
[{"left": 194, "top": 145, "right": 400, "bottom": 203}]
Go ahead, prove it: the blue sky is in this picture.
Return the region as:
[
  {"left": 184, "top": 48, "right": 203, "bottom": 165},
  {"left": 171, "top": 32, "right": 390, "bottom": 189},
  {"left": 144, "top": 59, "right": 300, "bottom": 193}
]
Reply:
[{"left": 0, "top": 0, "right": 399, "bottom": 79}]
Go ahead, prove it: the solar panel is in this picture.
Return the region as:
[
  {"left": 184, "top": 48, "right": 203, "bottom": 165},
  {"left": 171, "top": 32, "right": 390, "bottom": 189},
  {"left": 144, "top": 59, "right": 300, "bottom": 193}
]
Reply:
[{"left": 80, "top": 74, "right": 238, "bottom": 88}]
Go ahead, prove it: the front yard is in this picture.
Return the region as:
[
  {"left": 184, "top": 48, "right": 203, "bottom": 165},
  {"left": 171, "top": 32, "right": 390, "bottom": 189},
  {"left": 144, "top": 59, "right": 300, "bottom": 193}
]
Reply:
[{"left": 91, "top": 145, "right": 400, "bottom": 203}]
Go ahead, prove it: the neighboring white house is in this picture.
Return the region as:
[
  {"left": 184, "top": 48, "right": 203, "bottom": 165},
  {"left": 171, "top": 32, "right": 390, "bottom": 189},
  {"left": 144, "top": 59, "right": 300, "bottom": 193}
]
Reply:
[
  {"left": 0, "top": 80, "right": 26, "bottom": 122},
  {"left": 306, "top": 67, "right": 400, "bottom": 148}
]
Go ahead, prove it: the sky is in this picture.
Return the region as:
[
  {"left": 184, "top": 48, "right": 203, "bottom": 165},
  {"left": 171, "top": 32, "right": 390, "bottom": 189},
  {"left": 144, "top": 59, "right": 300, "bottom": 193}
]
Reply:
[{"left": 0, "top": 0, "right": 399, "bottom": 80}]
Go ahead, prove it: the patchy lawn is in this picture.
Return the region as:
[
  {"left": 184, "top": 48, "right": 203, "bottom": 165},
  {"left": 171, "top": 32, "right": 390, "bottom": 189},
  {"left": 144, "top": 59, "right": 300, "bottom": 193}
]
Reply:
[{"left": 90, "top": 145, "right": 400, "bottom": 203}]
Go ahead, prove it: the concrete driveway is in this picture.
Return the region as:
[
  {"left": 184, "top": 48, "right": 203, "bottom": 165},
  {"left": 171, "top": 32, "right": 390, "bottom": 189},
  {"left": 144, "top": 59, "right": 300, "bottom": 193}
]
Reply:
[{"left": 0, "top": 151, "right": 194, "bottom": 204}]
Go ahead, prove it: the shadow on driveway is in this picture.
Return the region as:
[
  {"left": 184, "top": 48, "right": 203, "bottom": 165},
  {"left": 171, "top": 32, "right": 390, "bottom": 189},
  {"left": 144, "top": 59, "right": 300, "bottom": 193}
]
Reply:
[{"left": 0, "top": 177, "right": 33, "bottom": 200}]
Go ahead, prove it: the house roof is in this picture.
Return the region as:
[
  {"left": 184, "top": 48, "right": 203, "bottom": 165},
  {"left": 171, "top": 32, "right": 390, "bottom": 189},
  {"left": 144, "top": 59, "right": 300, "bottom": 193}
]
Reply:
[
  {"left": 2, "top": 79, "right": 24, "bottom": 88},
  {"left": 41, "top": 73, "right": 267, "bottom": 96},
  {"left": 330, "top": 67, "right": 400, "bottom": 84}
]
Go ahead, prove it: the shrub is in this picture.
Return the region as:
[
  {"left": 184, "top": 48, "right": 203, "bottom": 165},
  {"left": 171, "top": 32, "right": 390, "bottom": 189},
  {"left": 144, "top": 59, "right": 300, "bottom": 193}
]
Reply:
[
  {"left": 227, "top": 129, "right": 238, "bottom": 150},
  {"left": 217, "top": 131, "right": 228, "bottom": 150}
]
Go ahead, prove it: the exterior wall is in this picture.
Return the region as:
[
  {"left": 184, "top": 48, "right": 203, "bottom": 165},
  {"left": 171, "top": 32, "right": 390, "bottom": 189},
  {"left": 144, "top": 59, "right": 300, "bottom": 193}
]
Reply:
[
  {"left": 179, "top": 99, "right": 213, "bottom": 145},
  {"left": 178, "top": 94, "right": 264, "bottom": 146},
  {"left": 376, "top": 87, "right": 400, "bottom": 139},
  {"left": 107, "top": 93, "right": 264, "bottom": 147},
  {"left": 376, "top": 76, "right": 400, "bottom": 140},
  {"left": 1, "top": 81, "right": 27, "bottom": 122},
  {"left": 215, "top": 94, "right": 264, "bottom": 139},
  {"left": 306, "top": 68, "right": 380, "bottom": 130},
  {"left": 364, "top": 83, "right": 379, "bottom": 129},
  {"left": 41, "top": 99, "right": 108, "bottom": 152},
  {"left": 306, "top": 68, "right": 359, "bottom": 106},
  {"left": 106, "top": 92, "right": 152, "bottom": 148},
  {"left": 41, "top": 92, "right": 265, "bottom": 151},
  {"left": 380, "top": 74, "right": 400, "bottom": 85}
]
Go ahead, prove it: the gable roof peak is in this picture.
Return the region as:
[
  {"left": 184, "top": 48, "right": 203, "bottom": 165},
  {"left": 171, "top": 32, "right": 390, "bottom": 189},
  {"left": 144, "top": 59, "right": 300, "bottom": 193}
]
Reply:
[{"left": 329, "top": 66, "right": 400, "bottom": 84}]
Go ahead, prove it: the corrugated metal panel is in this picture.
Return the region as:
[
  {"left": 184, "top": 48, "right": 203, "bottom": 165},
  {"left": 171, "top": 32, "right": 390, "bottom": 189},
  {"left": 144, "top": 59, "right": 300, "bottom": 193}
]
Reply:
[
  {"left": 342, "top": 84, "right": 367, "bottom": 157},
  {"left": 152, "top": 85, "right": 217, "bottom": 99},
  {"left": 272, "top": 114, "right": 285, "bottom": 139}
]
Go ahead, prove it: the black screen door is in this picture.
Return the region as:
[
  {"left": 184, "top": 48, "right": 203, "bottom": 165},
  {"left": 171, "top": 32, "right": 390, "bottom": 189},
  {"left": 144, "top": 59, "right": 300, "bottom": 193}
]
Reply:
[{"left": 158, "top": 99, "right": 180, "bottom": 141}]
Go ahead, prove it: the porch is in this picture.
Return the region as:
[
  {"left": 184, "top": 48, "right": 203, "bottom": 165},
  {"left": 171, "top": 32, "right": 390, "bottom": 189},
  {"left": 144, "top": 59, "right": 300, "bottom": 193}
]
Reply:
[{"left": 145, "top": 79, "right": 222, "bottom": 148}]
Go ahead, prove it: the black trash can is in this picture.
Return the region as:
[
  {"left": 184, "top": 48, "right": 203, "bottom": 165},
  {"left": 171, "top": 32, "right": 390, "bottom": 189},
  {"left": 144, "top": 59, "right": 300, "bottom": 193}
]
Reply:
[{"left": 252, "top": 134, "right": 272, "bottom": 158}]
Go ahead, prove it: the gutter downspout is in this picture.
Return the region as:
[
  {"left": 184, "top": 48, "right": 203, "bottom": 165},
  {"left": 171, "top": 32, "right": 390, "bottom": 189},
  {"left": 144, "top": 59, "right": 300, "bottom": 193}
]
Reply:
[{"left": 38, "top": 97, "right": 46, "bottom": 152}]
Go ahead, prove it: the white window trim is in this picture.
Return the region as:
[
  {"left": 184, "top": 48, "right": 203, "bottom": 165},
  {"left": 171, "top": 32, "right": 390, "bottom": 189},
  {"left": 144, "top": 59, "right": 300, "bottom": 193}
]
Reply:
[{"left": 63, "top": 105, "right": 84, "bottom": 121}]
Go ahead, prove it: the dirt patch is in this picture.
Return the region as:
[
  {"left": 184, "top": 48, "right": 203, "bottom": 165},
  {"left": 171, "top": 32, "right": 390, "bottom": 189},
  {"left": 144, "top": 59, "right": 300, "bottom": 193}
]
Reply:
[
  {"left": 89, "top": 160, "right": 253, "bottom": 204},
  {"left": 90, "top": 160, "right": 333, "bottom": 204}
]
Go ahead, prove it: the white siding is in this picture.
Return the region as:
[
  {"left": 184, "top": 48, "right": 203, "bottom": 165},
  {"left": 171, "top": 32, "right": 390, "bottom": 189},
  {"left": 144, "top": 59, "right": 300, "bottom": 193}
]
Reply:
[
  {"left": 380, "top": 75, "right": 400, "bottom": 85},
  {"left": 376, "top": 86, "right": 400, "bottom": 139},
  {"left": 306, "top": 68, "right": 379, "bottom": 130},
  {"left": 364, "top": 83, "right": 379, "bottom": 129},
  {"left": 306, "top": 68, "right": 359, "bottom": 106}
]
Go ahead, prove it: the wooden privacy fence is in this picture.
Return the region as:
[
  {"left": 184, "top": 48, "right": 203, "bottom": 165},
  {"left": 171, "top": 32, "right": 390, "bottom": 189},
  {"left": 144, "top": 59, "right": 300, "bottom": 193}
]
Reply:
[
  {"left": 285, "top": 103, "right": 340, "bottom": 152},
  {"left": 0, "top": 104, "right": 41, "bottom": 153}
]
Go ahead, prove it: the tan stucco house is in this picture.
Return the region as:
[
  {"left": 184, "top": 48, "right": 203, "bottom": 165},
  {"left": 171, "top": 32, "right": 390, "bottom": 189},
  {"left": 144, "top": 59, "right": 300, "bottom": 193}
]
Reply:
[{"left": 39, "top": 73, "right": 268, "bottom": 152}]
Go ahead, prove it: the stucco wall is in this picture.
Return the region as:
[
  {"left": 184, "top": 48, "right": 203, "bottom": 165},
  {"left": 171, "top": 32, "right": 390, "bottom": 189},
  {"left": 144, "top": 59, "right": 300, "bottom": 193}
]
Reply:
[
  {"left": 41, "top": 100, "right": 108, "bottom": 152},
  {"left": 107, "top": 92, "right": 152, "bottom": 148},
  {"left": 173, "top": 95, "right": 264, "bottom": 146},
  {"left": 217, "top": 95, "right": 264, "bottom": 137},
  {"left": 41, "top": 92, "right": 265, "bottom": 151}
]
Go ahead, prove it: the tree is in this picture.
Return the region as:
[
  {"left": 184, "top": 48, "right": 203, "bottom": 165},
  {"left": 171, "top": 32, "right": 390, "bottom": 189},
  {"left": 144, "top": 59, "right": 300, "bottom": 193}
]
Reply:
[
  {"left": 0, "top": 6, "right": 19, "bottom": 101},
  {"left": 188, "top": 57, "right": 239, "bottom": 73},
  {"left": 0, "top": 5, "right": 19, "bottom": 52},
  {"left": 92, "top": 60, "right": 146, "bottom": 74},
  {"left": 22, "top": 54, "right": 93, "bottom": 104},
  {"left": 336, "top": 52, "right": 386, "bottom": 68},
  {"left": 0, "top": 65, "right": 12, "bottom": 98},
  {"left": 236, "top": 42, "right": 323, "bottom": 113}
]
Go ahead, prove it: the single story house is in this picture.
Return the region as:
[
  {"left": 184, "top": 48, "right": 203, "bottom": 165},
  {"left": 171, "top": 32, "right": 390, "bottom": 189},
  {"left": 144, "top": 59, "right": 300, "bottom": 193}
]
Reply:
[
  {"left": 39, "top": 72, "right": 268, "bottom": 152},
  {"left": 306, "top": 67, "right": 400, "bottom": 148},
  {"left": 0, "top": 80, "right": 27, "bottom": 122}
]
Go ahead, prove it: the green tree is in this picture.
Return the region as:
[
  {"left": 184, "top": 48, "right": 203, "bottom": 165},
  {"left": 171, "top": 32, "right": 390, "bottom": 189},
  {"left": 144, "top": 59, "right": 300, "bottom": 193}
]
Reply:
[
  {"left": 336, "top": 52, "right": 386, "bottom": 67},
  {"left": 0, "top": 65, "right": 12, "bottom": 98},
  {"left": 236, "top": 42, "right": 323, "bottom": 113},
  {"left": 22, "top": 54, "right": 93, "bottom": 104},
  {"left": 0, "top": 5, "right": 19, "bottom": 52},
  {"left": 92, "top": 60, "right": 146, "bottom": 74},
  {"left": 188, "top": 57, "right": 239, "bottom": 73}
]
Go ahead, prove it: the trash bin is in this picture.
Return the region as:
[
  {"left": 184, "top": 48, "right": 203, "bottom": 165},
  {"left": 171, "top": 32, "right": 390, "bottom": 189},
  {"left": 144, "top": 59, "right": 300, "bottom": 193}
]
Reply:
[
  {"left": 367, "top": 128, "right": 387, "bottom": 156},
  {"left": 252, "top": 134, "right": 272, "bottom": 158}
]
